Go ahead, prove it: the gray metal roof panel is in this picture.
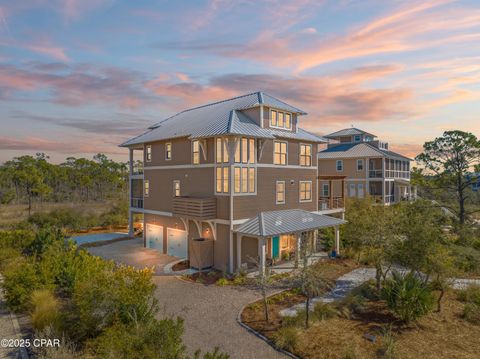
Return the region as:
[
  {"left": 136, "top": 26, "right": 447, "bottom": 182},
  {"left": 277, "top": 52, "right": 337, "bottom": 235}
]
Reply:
[
  {"left": 317, "top": 143, "right": 412, "bottom": 161},
  {"left": 120, "top": 92, "right": 313, "bottom": 146},
  {"left": 325, "top": 128, "right": 376, "bottom": 139},
  {"left": 272, "top": 128, "right": 327, "bottom": 143},
  {"left": 235, "top": 209, "right": 346, "bottom": 237}
]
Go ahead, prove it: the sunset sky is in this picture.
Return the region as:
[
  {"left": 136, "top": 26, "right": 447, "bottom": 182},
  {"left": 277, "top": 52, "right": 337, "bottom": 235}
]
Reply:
[{"left": 1, "top": 0, "right": 479, "bottom": 163}]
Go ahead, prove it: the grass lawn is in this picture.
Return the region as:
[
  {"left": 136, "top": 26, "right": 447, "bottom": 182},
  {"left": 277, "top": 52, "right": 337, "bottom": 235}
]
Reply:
[
  {"left": 0, "top": 201, "right": 117, "bottom": 229},
  {"left": 242, "top": 277, "right": 480, "bottom": 359}
]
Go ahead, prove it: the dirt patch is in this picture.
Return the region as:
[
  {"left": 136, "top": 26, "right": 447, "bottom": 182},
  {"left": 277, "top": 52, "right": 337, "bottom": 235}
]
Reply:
[{"left": 172, "top": 260, "right": 190, "bottom": 272}]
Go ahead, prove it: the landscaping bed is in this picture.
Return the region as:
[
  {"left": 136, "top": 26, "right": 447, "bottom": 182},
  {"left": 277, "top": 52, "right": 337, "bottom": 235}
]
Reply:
[{"left": 241, "top": 264, "right": 480, "bottom": 359}]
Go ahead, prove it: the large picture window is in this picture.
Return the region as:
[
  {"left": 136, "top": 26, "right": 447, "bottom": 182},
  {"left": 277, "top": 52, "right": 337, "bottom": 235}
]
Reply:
[
  {"left": 234, "top": 167, "right": 255, "bottom": 194},
  {"left": 300, "top": 144, "right": 312, "bottom": 166},
  {"left": 299, "top": 181, "right": 312, "bottom": 202},
  {"left": 216, "top": 138, "right": 229, "bottom": 163},
  {"left": 274, "top": 141, "right": 287, "bottom": 165},
  {"left": 234, "top": 137, "right": 255, "bottom": 163},
  {"left": 216, "top": 167, "right": 229, "bottom": 193}
]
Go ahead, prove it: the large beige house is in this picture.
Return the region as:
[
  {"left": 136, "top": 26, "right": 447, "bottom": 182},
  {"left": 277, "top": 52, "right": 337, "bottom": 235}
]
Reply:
[
  {"left": 121, "top": 92, "right": 346, "bottom": 273},
  {"left": 318, "top": 128, "right": 415, "bottom": 205}
]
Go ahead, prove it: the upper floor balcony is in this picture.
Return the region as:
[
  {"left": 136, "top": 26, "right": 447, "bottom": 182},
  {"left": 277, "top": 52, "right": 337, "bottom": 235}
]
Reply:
[
  {"left": 368, "top": 158, "right": 410, "bottom": 179},
  {"left": 172, "top": 196, "right": 217, "bottom": 220}
]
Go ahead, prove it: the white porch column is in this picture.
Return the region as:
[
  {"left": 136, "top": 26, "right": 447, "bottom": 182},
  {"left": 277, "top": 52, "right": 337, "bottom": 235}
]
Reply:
[
  {"left": 382, "top": 158, "right": 386, "bottom": 204},
  {"left": 295, "top": 234, "right": 301, "bottom": 268},
  {"left": 259, "top": 237, "right": 266, "bottom": 275},
  {"left": 237, "top": 235, "right": 242, "bottom": 271},
  {"left": 313, "top": 230, "right": 318, "bottom": 253},
  {"left": 334, "top": 225, "right": 340, "bottom": 256},
  {"left": 128, "top": 148, "right": 134, "bottom": 237}
]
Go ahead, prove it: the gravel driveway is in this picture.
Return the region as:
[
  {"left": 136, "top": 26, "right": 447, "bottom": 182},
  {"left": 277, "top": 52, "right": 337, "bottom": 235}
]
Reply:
[{"left": 153, "top": 276, "right": 286, "bottom": 359}]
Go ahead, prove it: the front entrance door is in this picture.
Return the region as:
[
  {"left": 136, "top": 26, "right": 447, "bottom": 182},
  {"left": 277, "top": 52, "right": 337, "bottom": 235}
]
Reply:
[
  {"left": 272, "top": 236, "right": 280, "bottom": 259},
  {"left": 146, "top": 224, "right": 163, "bottom": 252},
  {"left": 167, "top": 228, "right": 188, "bottom": 258}
]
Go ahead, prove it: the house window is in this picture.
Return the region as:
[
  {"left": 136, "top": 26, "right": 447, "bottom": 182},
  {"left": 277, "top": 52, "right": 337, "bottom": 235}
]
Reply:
[
  {"left": 173, "top": 180, "right": 180, "bottom": 197},
  {"left": 165, "top": 143, "right": 172, "bottom": 160},
  {"left": 271, "top": 110, "right": 278, "bottom": 127},
  {"left": 357, "top": 159, "right": 364, "bottom": 171},
  {"left": 216, "top": 167, "right": 229, "bottom": 193},
  {"left": 354, "top": 135, "right": 361, "bottom": 142},
  {"left": 192, "top": 140, "right": 200, "bottom": 164},
  {"left": 300, "top": 144, "right": 312, "bottom": 166},
  {"left": 216, "top": 138, "right": 229, "bottom": 163},
  {"left": 234, "top": 137, "right": 255, "bottom": 163},
  {"left": 336, "top": 160, "right": 343, "bottom": 171},
  {"left": 299, "top": 181, "right": 312, "bottom": 202},
  {"left": 234, "top": 166, "right": 255, "bottom": 194},
  {"left": 285, "top": 113, "right": 292, "bottom": 129},
  {"left": 146, "top": 146, "right": 152, "bottom": 162},
  {"left": 274, "top": 141, "right": 287, "bottom": 165},
  {"left": 349, "top": 183, "right": 356, "bottom": 197},
  {"left": 270, "top": 110, "right": 292, "bottom": 130},
  {"left": 144, "top": 180, "right": 150, "bottom": 197},
  {"left": 276, "top": 181, "right": 285, "bottom": 204},
  {"left": 322, "top": 183, "right": 329, "bottom": 197}
]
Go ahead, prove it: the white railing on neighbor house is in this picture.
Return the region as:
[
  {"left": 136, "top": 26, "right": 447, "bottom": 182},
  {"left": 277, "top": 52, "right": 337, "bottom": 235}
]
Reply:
[
  {"left": 319, "top": 196, "right": 345, "bottom": 210},
  {"left": 131, "top": 197, "right": 144, "bottom": 209}
]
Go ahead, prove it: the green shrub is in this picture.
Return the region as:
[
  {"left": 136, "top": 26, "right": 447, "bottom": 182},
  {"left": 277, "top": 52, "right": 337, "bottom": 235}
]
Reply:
[
  {"left": 272, "top": 326, "right": 299, "bottom": 352},
  {"left": 282, "top": 310, "right": 306, "bottom": 328},
  {"left": 351, "top": 280, "right": 378, "bottom": 300},
  {"left": 0, "top": 229, "right": 35, "bottom": 250},
  {"left": 86, "top": 318, "right": 186, "bottom": 359},
  {"left": 2, "top": 258, "right": 42, "bottom": 311},
  {"left": 451, "top": 245, "right": 480, "bottom": 275},
  {"left": 456, "top": 285, "right": 480, "bottom": 304},
  {"left": 380, "top": 325, "right": 396, "bottom": 359},
  {"left": 25, "top": 228, "right": 66, "bottom": 258},
  {"left": 339, "top": 294, "right": 365, "bottom": 318},
  {"left": 195, "top": 347, "right": 230, "bottom": 359},
  {"left": 0, "top": 247, "right": 22, "bottom": 270},
  {"left": 381, "top": 271, "right": 435, "bottom": 323},
  {"left": 31, "top": 289, "right": 61, "bottom": 332},
  {"left": 312, "top": 302, "right": 338, "bottom": 321},
  {"left": 463, "top": 303, "right": 480, "bottom": 325},
  {"left": 215, "top": 278, "right": 230, "bottom": 286}
]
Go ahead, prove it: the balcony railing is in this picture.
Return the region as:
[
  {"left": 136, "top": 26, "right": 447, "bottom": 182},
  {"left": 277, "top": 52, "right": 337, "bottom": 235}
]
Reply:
[
  {"left": 318, "top": 196, "right": 344, "bottom": 210},
  {"left": 172, "top": 196, "right": 217, "bottom": 220},
  {"left": 131, "top": 197, "right": 144, "bottom": 209},
  {"left": 131, "top": 166, "right": 144, "bottom": 176},
  {"left": 369, "top": 169, "right": 383, "bottom": 178}
]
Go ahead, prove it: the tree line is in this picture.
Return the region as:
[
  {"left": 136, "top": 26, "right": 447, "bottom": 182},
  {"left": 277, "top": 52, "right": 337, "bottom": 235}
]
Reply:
[{"left": 0, "top": 153, "right": 128, "bottom": 214}]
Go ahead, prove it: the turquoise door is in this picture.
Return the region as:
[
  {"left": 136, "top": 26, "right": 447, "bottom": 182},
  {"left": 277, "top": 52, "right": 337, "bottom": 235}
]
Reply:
[{"left": 272, "top": 236, "right": 280, "bottom": 259}]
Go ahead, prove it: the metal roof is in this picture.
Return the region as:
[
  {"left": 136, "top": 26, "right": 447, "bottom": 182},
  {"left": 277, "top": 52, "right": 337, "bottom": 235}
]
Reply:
[
  {"left": 120, "top": 92, "right": 323, "bottom": 147},
  {"left": 235, "top": 209, "right": 346, "bottom": 237},
  {"left": 324, "top": 128, "right": 376, "bottom": 139},
  {"left": 318, "top": 143, "right": 411, "bottom": 161}
]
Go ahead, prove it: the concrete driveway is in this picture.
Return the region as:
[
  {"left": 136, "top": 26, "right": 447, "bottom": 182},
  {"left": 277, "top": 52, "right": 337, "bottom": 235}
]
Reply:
[
  {"left": 154, "top": 276, "right": 286, "bottom": 359},
  {"left": 86, "top": 237, "right": 178, "bottom": 275}
]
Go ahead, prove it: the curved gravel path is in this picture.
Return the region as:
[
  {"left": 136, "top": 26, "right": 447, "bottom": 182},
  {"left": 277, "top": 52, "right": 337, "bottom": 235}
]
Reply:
[{"left": 153, "top": 276, "right": 286, "bottom": 359}]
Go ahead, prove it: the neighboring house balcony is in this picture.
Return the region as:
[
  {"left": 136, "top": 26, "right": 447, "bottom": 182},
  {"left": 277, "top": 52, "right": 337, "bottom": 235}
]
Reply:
[
  {"left": 368, "top": 158, "right": 411, "bottom": 179},
  {"left": 131, "top": 197, "right": 144, "bottom": 209},
  {"left": 317, "top": 175, "right": 346, "bottom": 213},
  {"left": 319, "top": 196, "right": 344, "bottom": 210},
  {"left": 172, "top": 196, "right": 217, "bottom": 220}
]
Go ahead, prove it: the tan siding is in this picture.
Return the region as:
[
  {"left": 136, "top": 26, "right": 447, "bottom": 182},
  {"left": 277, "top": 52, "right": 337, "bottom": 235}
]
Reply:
[
  {"left": 233, "top": 167, "right": 317, "bottom": 219},
  {"left": 263, "top": 106, "right": 298, "bottom": 132},
  {"left": 240, "top": 107, "right": 261, "bottom": 127},
  {"left": 318, "top": 158, "right": 367, "bottom": 179},
  {"left": 144, "top": 137, "right": 214, "bottom": 166},
  {"left": 144, "top": 167, "right": 214, "bottom": 212},
  {"left": 214, "top": 224, "right": 230, "bottom": 271}
]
